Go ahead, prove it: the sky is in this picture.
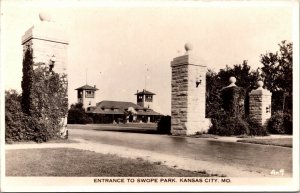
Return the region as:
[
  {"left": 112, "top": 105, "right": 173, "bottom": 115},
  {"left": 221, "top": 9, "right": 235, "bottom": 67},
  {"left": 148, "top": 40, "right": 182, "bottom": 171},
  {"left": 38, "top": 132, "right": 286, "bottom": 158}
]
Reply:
[{"left": 1, "top": 0, "right": 295, "bottom": 115}]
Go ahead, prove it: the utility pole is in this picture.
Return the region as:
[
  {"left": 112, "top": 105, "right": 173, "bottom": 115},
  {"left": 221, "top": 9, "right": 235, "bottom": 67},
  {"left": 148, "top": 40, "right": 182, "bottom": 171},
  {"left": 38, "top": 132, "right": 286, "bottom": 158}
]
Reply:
[
  {"left": 85, "top": 68, "right": 87, "bottom": 85},
  {"left": 145, "top": 64, "right": 149, "bottom": 91}
]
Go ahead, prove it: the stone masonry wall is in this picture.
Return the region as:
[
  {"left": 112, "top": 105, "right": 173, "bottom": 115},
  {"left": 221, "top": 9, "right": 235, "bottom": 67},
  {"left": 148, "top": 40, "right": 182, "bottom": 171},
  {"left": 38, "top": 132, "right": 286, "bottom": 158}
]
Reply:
[
  {"left": 23, "top": 39, "right": 68, "bottom": 75},
  {"left": 171, "top": 53, "right": 209, "bottom": 135},
  {"left": 186, "top": 64, "right": 207, "bottom": 134},
  {"left": 171, "top": 62, "right": 189, "bottom": 135},
  {"left": 249, "top": 88, "right": 272, "bottom": 127}
]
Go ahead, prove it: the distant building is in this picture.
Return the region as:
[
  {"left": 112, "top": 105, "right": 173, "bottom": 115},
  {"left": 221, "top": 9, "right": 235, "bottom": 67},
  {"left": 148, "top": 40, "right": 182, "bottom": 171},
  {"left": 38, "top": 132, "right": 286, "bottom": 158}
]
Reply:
[
  {"left": 88, "top": 100, "right": 162, "bottom": 123},
  {"left": 75, "top": 84, "right": 98, "bottom": 110},
  {"left": 135, "top": 89, "right": 155, "bottom": 109},
  {"left": 75, "top": 85, "right": 162, "bottom": 123}
]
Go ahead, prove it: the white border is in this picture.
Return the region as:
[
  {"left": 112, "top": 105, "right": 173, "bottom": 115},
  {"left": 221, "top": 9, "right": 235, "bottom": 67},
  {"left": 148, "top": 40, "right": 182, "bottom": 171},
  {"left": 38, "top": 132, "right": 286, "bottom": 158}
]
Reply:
[{"left": 1, "top": 0, "right": 299, "bottom": 192}]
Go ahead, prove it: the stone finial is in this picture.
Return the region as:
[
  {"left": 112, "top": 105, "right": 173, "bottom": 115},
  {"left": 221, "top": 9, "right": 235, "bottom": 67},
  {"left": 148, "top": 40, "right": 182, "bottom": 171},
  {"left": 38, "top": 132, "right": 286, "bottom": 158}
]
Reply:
[
  {"left": 227, "top": 76, "right": 237, "bottom": 87},
  {"left": 229, "top": 77, "right": 236, "bottom": 84},
  {"left": 39, "top": 12, "right": 52, "bottom": 22},
  {"left": 257, "top": 80, "right": 264, "bottom": 89},
  {"left": 184, "top": 42, "right": 193, "bottom": 54}
]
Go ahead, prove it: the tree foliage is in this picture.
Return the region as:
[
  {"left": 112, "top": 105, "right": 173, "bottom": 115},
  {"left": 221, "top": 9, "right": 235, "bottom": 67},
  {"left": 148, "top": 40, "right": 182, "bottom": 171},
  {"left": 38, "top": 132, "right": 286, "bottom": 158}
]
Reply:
[
  {"left": 261, "top": 40, "right": 292, "bottom": 113},
  {"left": 68, "top": 103, "right": 93, "bottom": 124},
  {"left": 206, "top": 60, "right": 260, "bottom": 117}
]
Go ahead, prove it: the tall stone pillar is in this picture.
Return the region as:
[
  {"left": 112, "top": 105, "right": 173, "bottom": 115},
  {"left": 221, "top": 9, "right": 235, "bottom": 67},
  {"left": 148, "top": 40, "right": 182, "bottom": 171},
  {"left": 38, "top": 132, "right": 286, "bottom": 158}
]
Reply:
[
  {"left": 22, "top": 13, "right": 68, "bottom": 74},
  {"left": 170, "top": 43, "right": 210, "bottom": 135},
  {"left": 21, "top": 12, "right": 69, "bottom": 136},
  {"left": 249, "top": 81, "right": 272, "bottom": 126}
]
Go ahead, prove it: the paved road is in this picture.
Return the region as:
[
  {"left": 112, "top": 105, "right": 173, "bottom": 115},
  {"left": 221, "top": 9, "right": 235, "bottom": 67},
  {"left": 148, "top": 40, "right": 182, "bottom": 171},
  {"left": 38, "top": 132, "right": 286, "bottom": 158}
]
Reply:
[{"left": 69, "top": 124, "right": 292, "bottom": 176}]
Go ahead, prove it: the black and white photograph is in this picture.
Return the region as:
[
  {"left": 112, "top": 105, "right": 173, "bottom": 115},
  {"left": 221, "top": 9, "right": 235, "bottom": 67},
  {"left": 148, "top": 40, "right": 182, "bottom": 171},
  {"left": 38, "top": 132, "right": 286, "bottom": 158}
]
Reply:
[{"left": 0, "top": 0, "right": 299, "bottom": 192}]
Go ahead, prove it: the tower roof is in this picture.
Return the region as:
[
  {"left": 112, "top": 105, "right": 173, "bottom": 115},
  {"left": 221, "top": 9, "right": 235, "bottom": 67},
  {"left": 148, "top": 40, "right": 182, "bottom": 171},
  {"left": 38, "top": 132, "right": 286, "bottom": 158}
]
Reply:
[
  {"left": 135, "top": 89, "right": 156, "bottom": 95},
  {"left": 75, "top": 84, "right": 99, "bottom": 90}
]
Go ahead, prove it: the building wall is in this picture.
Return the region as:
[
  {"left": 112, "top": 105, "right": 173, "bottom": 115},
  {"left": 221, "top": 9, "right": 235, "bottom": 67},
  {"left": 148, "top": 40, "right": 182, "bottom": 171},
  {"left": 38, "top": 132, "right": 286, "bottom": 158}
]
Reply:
[
  {"left": 78, "top": 90, "right": 97, "bottom": 110},
  {"left": 137, "top": 95, "right": 154, "bottom": 109}
]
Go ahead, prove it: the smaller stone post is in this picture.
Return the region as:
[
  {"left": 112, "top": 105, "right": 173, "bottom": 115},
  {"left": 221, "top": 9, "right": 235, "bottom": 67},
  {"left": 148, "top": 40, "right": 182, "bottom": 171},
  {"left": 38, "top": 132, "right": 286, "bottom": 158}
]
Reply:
[
  {"left": 221, "top": 77, "right": 245, "bottom": 117},
  {"left": 249, "top": 81, "right": 272, "bottom": 127}
]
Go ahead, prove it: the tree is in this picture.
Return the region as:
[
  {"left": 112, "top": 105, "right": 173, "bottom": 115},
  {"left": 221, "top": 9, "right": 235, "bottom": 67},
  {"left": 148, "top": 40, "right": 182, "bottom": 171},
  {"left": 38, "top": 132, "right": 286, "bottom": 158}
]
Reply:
[
  {"left": 68, "top": 103, "right": 92, "bottom": 124},
  {"left": 206, "top": 60, "right": 260, "bottom": 117},
  {"left": 21, "top": 48, "right": 34, "bottom": 114},
  {"left": 260, "top": 40, "right": 293, "bottom": 113}
]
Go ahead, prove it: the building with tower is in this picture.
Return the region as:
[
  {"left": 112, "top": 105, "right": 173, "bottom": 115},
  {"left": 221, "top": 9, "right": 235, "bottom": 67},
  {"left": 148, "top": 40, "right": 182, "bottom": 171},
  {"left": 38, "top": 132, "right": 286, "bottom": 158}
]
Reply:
[
  {"left": 74, "top": 85, "right": 162, "bottom": 123},
  {"left": 135, "top": 89, "right": 155, "bottom": 109},
  {"left": 75, "top": 84, "right": 99, "bottom": 111}
]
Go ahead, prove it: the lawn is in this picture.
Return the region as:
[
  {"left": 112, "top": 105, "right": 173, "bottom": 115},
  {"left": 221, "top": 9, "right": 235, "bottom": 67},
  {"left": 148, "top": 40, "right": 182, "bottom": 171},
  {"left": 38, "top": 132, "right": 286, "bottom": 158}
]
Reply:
[
  {"left": 6, "top": 148, "right": 212, "bottom": 177},
  {"left": 237, "top": 138, "right": 292, "bottom": 148}
]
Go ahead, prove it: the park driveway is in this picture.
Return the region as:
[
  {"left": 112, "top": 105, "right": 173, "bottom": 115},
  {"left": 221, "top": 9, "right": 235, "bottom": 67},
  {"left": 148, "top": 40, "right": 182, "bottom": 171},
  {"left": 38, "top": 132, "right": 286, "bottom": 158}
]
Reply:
[{"left": 68, "top": 124, "right": 292, "bottom": 177}]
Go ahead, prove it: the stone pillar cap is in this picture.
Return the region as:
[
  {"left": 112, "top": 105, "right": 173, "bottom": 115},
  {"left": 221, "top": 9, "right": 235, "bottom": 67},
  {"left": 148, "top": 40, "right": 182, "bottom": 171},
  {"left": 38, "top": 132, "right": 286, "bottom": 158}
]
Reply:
[
  {"left": 184, "top": 42, "right": 194, "bottom": 55},
  {"left": 250, "top": 81, "right": 272, "bottom": 95},
  {"left": 226, "top": 76, "right": 237, "bottom": 88},
  {"left": 257, "top": 80, "right": 264, "bottom": 89},
  {"left": 39, "top": 12, "right": 53, "bottom": 22}
]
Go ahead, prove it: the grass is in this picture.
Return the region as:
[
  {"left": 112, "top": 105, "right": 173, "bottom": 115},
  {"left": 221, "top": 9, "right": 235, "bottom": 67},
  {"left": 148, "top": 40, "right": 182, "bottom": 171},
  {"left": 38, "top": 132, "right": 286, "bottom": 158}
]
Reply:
[
  {"left": 6, "top": 148, "right": 213, "bottom": 177},
  {"left": 237, "top": 138, "right": 292, "bottom": 148},
  {"left": 6, "top": 138, "right": 78, "bottom": 145}
]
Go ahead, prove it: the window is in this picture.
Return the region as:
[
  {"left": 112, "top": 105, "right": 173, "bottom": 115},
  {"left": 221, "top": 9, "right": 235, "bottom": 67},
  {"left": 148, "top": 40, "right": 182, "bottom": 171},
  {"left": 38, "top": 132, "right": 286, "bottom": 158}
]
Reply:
[
  {"left": 145, "top": 95, "right": 152, "bottom": 102},
  {"left": 137, "top": 95, "right": 143, "bottom": 102},
  {"left": 89, "top": 101, "right": 91, "bottom": 105},
  {"left": 78, "top": 91, "right": 83, "bottom": 98},
  {"left": 85, "top": 90, "right": 94, "bottom": 98}
]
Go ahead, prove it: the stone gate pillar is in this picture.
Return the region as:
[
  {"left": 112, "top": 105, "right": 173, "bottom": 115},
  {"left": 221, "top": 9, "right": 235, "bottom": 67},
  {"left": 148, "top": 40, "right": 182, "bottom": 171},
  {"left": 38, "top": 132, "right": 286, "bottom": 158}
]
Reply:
[
  {"left": 21, "top": 12, "right": 69, "bottom": 136},
  {"left": 22, "top": 12, "right": 68, "bottom": 74},
  {"left": 221, "top": 77, "right": 245, "bottom": 117},
  {"left": 170, "top": 43, "right": 210, "bottom": 135},
  {"left": 249, "top": 81, "right": 272, "bottom": 127}
]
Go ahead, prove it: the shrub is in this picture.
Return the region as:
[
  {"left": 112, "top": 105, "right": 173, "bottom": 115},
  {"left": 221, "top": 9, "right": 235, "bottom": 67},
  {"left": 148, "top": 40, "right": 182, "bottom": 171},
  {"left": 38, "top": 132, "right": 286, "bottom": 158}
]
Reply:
[
  {"left": 68, "top": 103, "right": 92, "bottom": 124},
  {"left": 246, "top": 117, "right": 268, "bottom": 136},
  {"left": 209, "top": 115, "right": 250, "bottom": 136},
  {"left": 208, "top": 110, "right": 268, "bottom": 136},
  {"left": 267, "top": 111, "right": 293, "bottom": 134},
  {"left": 5, "top": 90, "right": 28, "bottom": 142},
  {"left": 157, "top": 116, "right": 171, "bottom": 134}
]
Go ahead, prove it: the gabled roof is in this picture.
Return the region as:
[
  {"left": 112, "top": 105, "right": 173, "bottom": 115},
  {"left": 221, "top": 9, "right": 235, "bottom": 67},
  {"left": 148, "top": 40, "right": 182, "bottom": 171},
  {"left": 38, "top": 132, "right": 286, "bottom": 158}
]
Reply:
[
  {"left": 135, "top": 89, "right": 156, "bottom": 95},
  {"left": 89, "top": 100, "right": 162, "bottom": 116},
  {"left": 95, "top": 100, "right": 144, "bottom": 111},
  {"left": 75, "top": 84, "right": 99, "bottom": 90}
]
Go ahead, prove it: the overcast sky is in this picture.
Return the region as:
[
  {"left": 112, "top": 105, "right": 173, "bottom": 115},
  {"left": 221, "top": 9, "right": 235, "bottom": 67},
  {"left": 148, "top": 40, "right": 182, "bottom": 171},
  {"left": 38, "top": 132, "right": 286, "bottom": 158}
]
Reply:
[{"left": 1, "top": 0, "right": 295, "bottom": 115}]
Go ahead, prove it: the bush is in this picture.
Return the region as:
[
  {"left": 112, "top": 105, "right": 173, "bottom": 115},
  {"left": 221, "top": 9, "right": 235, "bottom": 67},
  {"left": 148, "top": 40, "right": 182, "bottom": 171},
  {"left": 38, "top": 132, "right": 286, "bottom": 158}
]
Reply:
[
  {"left": 68, "top": 103, "right": 93, "bottom": 124},
  {"left": 246, "top": 117, "right": 268, "bottom": 136},
  {"left": 267, "top": 111, "right": 293, "bottom": 134},
  {"left": 5, "top": 90, "right": 61, "bottom": 143},
  {"left": 157, "top": 116, "right": 171, "bottom": 134},
  {"left": 209, "top": 115, "right": 249, "bottom": 136},
  {"left": 208, "top": 110, "right": 268, "bottom": 136}
]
